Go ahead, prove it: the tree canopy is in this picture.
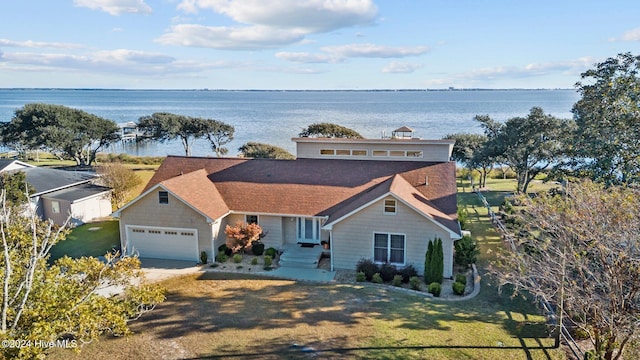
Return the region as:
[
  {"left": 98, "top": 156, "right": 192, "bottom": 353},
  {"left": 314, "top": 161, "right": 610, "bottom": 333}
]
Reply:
[
  {"left": 492, "top": 180, "right": 640, "bottom": 360},
  {"left": 298, "top": 122, "right": 363, "bottom": 138},
  {"left": 0, "top": 171, "right": 34, "bottom": 208},
  {"left": 444, "top": 133, "right": 493, "bottom": 188},
  {"left": 0, "top": 191, "right": 165, "bottom": 359},
  {"left": 238, "top": 142, "right": 295, "bottom": 159},
  {"left": 203, "top": 119, "right": 235, "bottom": 157},
  {"left": 571, "top": 52, "right": 640, "bottom": 185},
  {"left": 0, "top": 103, "right": 120, "bottom": 166},
  {"left": 97, "top": 162, "right": 142, "bottom": 210}
]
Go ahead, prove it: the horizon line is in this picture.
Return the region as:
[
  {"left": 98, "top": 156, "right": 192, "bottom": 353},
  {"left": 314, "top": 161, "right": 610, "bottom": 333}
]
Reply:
[{"left": 0, "top": 87, "right": 575, "bottom": 92}]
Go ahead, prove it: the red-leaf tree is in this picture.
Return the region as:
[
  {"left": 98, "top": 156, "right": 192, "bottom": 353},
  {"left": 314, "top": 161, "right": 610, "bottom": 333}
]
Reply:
[{"left": 225, "top": 222, "right": 263, "bottom": 253}]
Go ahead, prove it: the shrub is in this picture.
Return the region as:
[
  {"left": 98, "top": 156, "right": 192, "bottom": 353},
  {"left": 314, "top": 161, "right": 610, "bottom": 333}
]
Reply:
[
  {"left": 251, "top": 241, "right": 265, "bottom": 256},
  {"left": 428, "top": 282, "right": 441, "bottom": 297},
  {"left": 371, "top": 273, "right": 383, "bottom": 284},
  {"left": 232, "top": 254, "right": 243, "bottom": 263},
  {"left": 452, "top": 281, "right": 466, "bottom": 295},
  {"left": 454, "top": 235, "right": 479, "bottom": 268},
  {"left": 265, "top": 247, "right": 277, "bottom": 259},
  {"left": 409, "top": 276, "right": 421, "bottom": 291},
  {"left": 225, "top": 222, "right": 264, "bottom": 253},
  {"left": 455, "top": 274, "right": 467, "bottom": 286},
  {"left": 400, "top": 264, "right": 418, "bottom": 283},
  {"left": 356, "top": 258, "right": 379, "bottom": 281},
  {"left": 457, "top": 205, "right": 469, "bottom": 230},
  {"left": 392, "top": 275, "right": 403, "bottom": 287},
  {"left": 200, "top": 251, "right": 208, "bottom": 264},
  {"left": 215, "top": 251, "right": 228, "bottom": 263},
  {"left": 263, "top": 255, "right": 273, "bottom": 267},
  {"left": 218, "top": 244, "right": 232, "bottom": 256},
  {"left": 356, "top": 271, "right": 366, "bottom": 282},
  {"left": 425, "top": 238, "right": 444, "bottom": 284},
  {"left": 210, "top": 263, "right": 219, "bottom": 268},
  {"left": 379, "top": 262, "right": 397, "bottom": 282},
  {"left": 251, "top": 257, "right": 259, "bottom": 265}
]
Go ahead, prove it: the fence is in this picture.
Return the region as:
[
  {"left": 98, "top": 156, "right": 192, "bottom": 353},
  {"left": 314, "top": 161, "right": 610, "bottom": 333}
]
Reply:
[{"left": 473, "top": 189, "right": 584, "bottom": 360}]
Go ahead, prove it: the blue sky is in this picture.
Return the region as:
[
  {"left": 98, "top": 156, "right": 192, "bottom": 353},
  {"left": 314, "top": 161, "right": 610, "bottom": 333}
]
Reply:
[{"left": 1, "top": 0, "right": 639, "bottom": 89}]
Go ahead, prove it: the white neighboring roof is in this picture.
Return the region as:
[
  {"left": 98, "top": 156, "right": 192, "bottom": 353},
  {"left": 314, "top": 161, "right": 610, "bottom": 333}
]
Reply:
[{"left": 0, "top": 159, "right": 35, "bottom": 172}]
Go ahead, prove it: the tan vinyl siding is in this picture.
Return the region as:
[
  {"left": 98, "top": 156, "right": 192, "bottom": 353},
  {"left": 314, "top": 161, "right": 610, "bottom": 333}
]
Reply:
[
  {"left": 257, "top": 215, "right": 283, "bottom": 248},
  {"left": 296, "top": 140, "right": 452, "bottom": 162},
  {"left": 283, "top": 217, "right": 296, "bottom": 245},
  {"left": 331, "top": 196, "right": 454, "bottom": 277},
  {"left": 119, "top": 190, "right": 213, "bottom": 258},
  {"left": 42, "top": 198, "right": 72, "bottom": 226}
]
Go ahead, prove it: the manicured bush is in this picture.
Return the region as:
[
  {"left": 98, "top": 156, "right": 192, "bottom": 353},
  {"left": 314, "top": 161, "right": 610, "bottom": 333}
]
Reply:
[
  {"left": 232, "top": 253, "right": 243, "bottom": 263},
  {"left": 356, "top": 258, "right": 379, "bottom": 281},
  {"left": 400, "top": 264, "right": 418, "bottom": 283},
  {"left": 457, "top": 205, "right": 469, "bottom": 230},
  {"left": 356, "top": 271, "right": 366, "bottom": 282},
  {"left": 428, "top": 282, "right": 441, "bottom": 297},
  {"left": 452, "top": 281, "right": 466, "bottom": 295},
  {"left": 392, "top": 275, "right": 403, "bottom": 287},
  {"left": 454, "top": 235, "right": 479, "bottom": 268},
  {"left": 425, "top": 238, "right": 444, "bottom": 284},
  {"left": 265, "top": 247, "right": 277, "bottom": 259},
  {"left": 251, "top": 257, "right": 259, "bottom": 265},
  {"left": 263, "top": 255, "right": 273, "bottom": 267},
  {"left": 371, "top": 273, "right": 383, "bottom": 284},
  {"left": 455, "top": 274, "right": 467, "bottom": 286},
  {"left": 215, "top": 251, "right": 229, "bottom": 263},
  {"left": 225, "top": 222, "right": 264, "bottom": 253},
  {"left": 251, "top": 241, "right": 265, "bottom": 256},
  {"left": 200, "top": 251, "right": 208, "bottom": 264},
  {"left": 409, "top": 276, "right": 421, "bottom": 291},
  {"left": 218, "top": 244, "right": 232, "bottom": 256},
  {"left": 379, "top": 262, "right": 397, "bottom": 282}
]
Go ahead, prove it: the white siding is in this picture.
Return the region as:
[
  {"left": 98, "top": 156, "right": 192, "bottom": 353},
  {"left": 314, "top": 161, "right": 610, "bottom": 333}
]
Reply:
[
  {"left": 296, "top": 140, "right": 453, "bottom": 162},
  {"left": 331, "top": 196, "right": 454, "bottom": 277},
  {"left": 258, "top": 215, "right": 283, "bottom": 248}
]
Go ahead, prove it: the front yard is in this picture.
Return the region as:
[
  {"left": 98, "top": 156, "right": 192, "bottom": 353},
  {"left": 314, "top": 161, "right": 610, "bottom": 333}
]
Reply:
[{"left": 49, "top": 219, "right": 120, "bottom": 262}]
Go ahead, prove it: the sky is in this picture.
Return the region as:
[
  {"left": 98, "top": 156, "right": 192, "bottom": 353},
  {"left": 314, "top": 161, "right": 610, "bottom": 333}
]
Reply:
[{"left": 1, "top": 0, "right": 639, "bottom": 90}]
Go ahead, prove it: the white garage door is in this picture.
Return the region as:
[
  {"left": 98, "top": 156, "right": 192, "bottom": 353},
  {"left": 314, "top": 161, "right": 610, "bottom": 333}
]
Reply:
[{"left": 126, "top": 226, "right": 198, "bottom": 261}]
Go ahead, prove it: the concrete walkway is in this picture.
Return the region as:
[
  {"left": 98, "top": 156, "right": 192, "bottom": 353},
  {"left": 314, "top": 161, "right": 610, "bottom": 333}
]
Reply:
[{"left": 268, "top": 267, "right": 336, "bottom": 282}]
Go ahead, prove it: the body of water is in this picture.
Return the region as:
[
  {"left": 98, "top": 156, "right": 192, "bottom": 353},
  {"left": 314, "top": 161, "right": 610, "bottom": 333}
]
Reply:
[{"left": 0, "top": 89, "right": 580, "bottom": 157}]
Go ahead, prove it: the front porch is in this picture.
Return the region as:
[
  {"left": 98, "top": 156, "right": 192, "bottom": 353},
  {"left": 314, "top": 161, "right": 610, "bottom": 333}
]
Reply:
[{"left": 278, "top": 243, "right": 328, "bottom": 269}]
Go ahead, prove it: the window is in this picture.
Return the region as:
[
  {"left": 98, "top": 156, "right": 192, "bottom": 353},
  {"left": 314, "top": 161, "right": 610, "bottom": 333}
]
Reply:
[
  {"left": 374, "top": 233, "right": 405, "bottom": 265},
  {"left": 335, "top": 149, "right": 350, "bottom": 155},
  {"left": 389, "top": 150, "right": 405, "bottom": 157},
  {"left": 384, "top": 199, "right": 397, "bottom": 214},
  {"left": 320, "top": 149, "right": 335, "bottom": 155},
  {"left": 351, "top": 149, "right": 367, "bottom": 156},
  {"left": 158, "top": 191, "right": 169, "bottom": 204},
  {"left": 245, "top": 215, "right": 258, "bottom": 224},
  {"left": 372, "top": 150, "right": 388, "bottom": 157},
  {"left": 132, "top": 229, "right": 145, "bottom": 233},
  {"left": 51, "top": 201, "right": 60, "bottom": 214},
  {"left": 406, "top": 150, "right": 423, "bottom": 157}
]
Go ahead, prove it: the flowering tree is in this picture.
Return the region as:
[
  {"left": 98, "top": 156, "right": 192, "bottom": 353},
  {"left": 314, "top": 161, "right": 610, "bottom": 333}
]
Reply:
[{"left": 225, "top": 222, "right": 263, "bottom": 253}]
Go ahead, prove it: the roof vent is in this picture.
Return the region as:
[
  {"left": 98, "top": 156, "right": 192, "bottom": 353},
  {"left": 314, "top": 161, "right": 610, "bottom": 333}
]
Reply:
[{"left": 425, "top": 175, "right": 429, "bottom": 186}]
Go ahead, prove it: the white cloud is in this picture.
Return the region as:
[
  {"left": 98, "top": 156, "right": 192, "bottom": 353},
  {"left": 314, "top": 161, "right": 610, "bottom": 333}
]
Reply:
[
  {"left": 177, "top": 0, "right": 377, "bottom": 33},
  {"left": 73, "top": 0, "right": 152, "bottom": 15},
  {"left": 321, "top": 43, "right": 430, "bottom": 58},
  {"left": 382, "top": 61, "right": 424, "bottom": 74},
  {"left": 0, "top": 38, "right": 84, "bottom": 49},
  {"left": 156, "top": 24, "right": 306, "bottom": 49},
  {"left": 275, "top": 51, "right": 342, "bottom": 64},
  {"left": 452, "top": 58, "right": 594, "bottom": 83},
  {"left": 613, "top": 27, "right": 640, "bottom": 41}
]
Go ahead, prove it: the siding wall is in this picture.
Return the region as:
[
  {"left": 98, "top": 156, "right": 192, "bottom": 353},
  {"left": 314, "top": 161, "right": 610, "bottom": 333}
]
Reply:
[
  {"left": 257, "top": 215, "right": 283, "bottom": 248},
  {"left": 119, "top": 189, "right": 213, "bottom": 258},
  {"left": 283, "top": 217, "right": 296, "bottom": 245},
  {"left": 296, "top": 141, "right": 452, "bottom": 162},
  {"left": 331, "top": 196, "right": 454, "bottom": 277}
]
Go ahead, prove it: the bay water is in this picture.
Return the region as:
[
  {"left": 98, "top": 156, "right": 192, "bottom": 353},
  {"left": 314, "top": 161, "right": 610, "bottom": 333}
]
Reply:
[{"left": 0, "top": 89, "right": 580, "bottom": 157}]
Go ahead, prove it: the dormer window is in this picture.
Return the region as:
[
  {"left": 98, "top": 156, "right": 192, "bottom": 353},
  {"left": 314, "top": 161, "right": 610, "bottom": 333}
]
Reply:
[
  {"left": 384, "top": 199, "right": 397, "bottom": 214},
  {"left": 159, "top": 191, "right": 169, "bottom": 204}
]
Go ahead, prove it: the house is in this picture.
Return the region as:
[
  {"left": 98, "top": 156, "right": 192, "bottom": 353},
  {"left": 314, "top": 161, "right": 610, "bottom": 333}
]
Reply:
[
  {"left": 0, "top": 159, "right": 112, "bottom": 225},
  {"left": 113, "top": 136, "right": 461, "bottom": 277}
]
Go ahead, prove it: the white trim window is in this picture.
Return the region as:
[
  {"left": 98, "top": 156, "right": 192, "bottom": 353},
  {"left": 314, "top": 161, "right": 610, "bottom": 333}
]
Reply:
[
  {"left": 51, "top": 201, "right": 60, "bottom": 214},
  {"left": 373, "top": 233, "right": 405, "bottom": 265},
  {"left": 383, "top": 199, "right": 397, "bottom": 215},
  {"left": 245, "top": 214, "right": 258, "bottom": 224},
  {"left": 158, "top": 191, "right": 169, "bottom": 204}
]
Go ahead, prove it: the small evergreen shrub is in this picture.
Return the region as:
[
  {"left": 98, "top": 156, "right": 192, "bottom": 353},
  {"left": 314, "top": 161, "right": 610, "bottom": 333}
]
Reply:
[
  {"left": 251, "top": 257, "right": 259, "bottom": 265},
  {"left": 400, "top": 264, "right": 418, "bottom": 283},
  {"left": 392, "top": 275, "right": 403, "bottom": 287},
  {"left": 251, "top": 241, "right": 265, "bottom": 256},
  {"left": 265, "top": 247, "right": 277, "bottom": 259},
  {"left": 210, "top": 263, "right": 219, "bottom": 268},
  {"left": 200, "top": 251, "right": 208, "bottom": 264},
  {"left": 379, "top": 262, "right": 397, "bottom": 282},
  {"left": 356, "top": 258, "right": 379, "bottom": 281},
  {"left": 218, "top": 244, "right": 232, "bottom": 256},
  {"left": 215, "top": 251, "right": 228, "bottom": 263},
  {"left": 452, "top": 281, "right": 466, "bottom": 295},
  {"left": 371, "top": 273, "right": 383, "bottom": 284},
  {"left": 457, "top": 205, "right": 469, "bottom": 230},
  {"left": 236, "top": 265, "right": 243, "bottom": 269},
  {"left": 263, "top": 255, "right": 273, "bottom": 267},
  {"left": 356, "top": 271, "right": 366, "bottom": 282},
  {"left": 233, "top": 254, "right": 243, "bottom": 263},
  {"left": 409, "top": 276, "right": 421, "bottom": 291},
  {"left": 428, "top": 282, "right": 441, "bottom": 297},
  {"left": 454, "top": 235, "right": 479, "bottom": 268},
  {"left": 455, "top": 274, "right": 467, "bottom": 286}
]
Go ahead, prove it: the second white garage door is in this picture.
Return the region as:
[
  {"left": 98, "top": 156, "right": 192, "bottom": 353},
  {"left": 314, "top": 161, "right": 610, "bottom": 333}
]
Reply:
[{"left": 126, "top": 225, "right": 198, "bottom": 261}]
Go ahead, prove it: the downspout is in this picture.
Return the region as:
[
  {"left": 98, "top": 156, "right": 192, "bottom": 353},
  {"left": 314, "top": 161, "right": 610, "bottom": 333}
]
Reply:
[{"left": 329, "top": 229, "right": 334, "bottom": 271}]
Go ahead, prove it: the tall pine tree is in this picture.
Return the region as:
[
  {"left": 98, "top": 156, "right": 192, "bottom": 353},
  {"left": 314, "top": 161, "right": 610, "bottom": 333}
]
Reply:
[
  {"left": 425, "top": 238, "right": 444, "bottom": 284},
  {"left": 424, "top": 240, "right": 434, "bottom": 284}
]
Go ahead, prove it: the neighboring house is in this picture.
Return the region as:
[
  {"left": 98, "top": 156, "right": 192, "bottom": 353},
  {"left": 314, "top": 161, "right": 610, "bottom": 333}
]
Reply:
[
  {"left": 113, "top": 136, "right": 461, "bottom": 277},
  {"left": 0, "top": 159, "right": 112, "bottom": 226}
]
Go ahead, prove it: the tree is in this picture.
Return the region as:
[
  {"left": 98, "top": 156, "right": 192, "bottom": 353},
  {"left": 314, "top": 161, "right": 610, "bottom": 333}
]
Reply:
[
  {"left": 475, "top": 107, "right": 570, "bottom": 193},
  {"left": 0, "top": 191, "right": 165, "bottom": 359},
  {"left": 454, "top": 235, "right": 479, "bottom": 268},
  {"left": 203, "top": 119, "right": 235, "bottom": 157},
  {"left": 299, "top": 122, "right": 363, "bottom": 138},
  {"left": 137, "top": 113, "right": 207, "bottom": 157},
  {"left": 238, "top": 142, "right": 295, "bottom": 159},
  {"left": 424, "top": 240, "right": 434, "bottom": 284},
  {"left": 492, "top": 180, "right": 640, "bottom": 360},
  {"left": 572, "top": 52, "right": 640, "bottom": 185},
  {"left": 97, "top": 162, "right": 142, "bottom": 209},
  {"left": 224, "top": 222, "right": 264, "bottom": 253},
  {"left": 444, "top": 133, "right": 493, "bottom": 188},
  {"left": 424, "top": 238, "right": 443, "bottom": 284},
  {"left": 0, "top": 171, "right": 34, "bottom": 208},
  {"left": 1, "top": 103, "right": 120, "bottom": 166}
]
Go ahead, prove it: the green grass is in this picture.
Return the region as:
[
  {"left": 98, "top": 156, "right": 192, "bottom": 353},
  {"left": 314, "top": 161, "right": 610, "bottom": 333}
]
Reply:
[{"left": 49, "top": 220, "right": 120, "bottom": 261}]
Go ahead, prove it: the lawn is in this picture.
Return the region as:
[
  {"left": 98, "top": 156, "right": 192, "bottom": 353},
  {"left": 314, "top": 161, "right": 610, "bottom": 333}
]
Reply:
[{"left": 49, "top": 219, "right": 121, "bottom": 261}]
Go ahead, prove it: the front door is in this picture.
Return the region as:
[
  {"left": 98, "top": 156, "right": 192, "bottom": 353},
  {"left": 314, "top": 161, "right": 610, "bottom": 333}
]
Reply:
[{"left": 297, "top": 217, "right": 320, "bottom": 244}]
